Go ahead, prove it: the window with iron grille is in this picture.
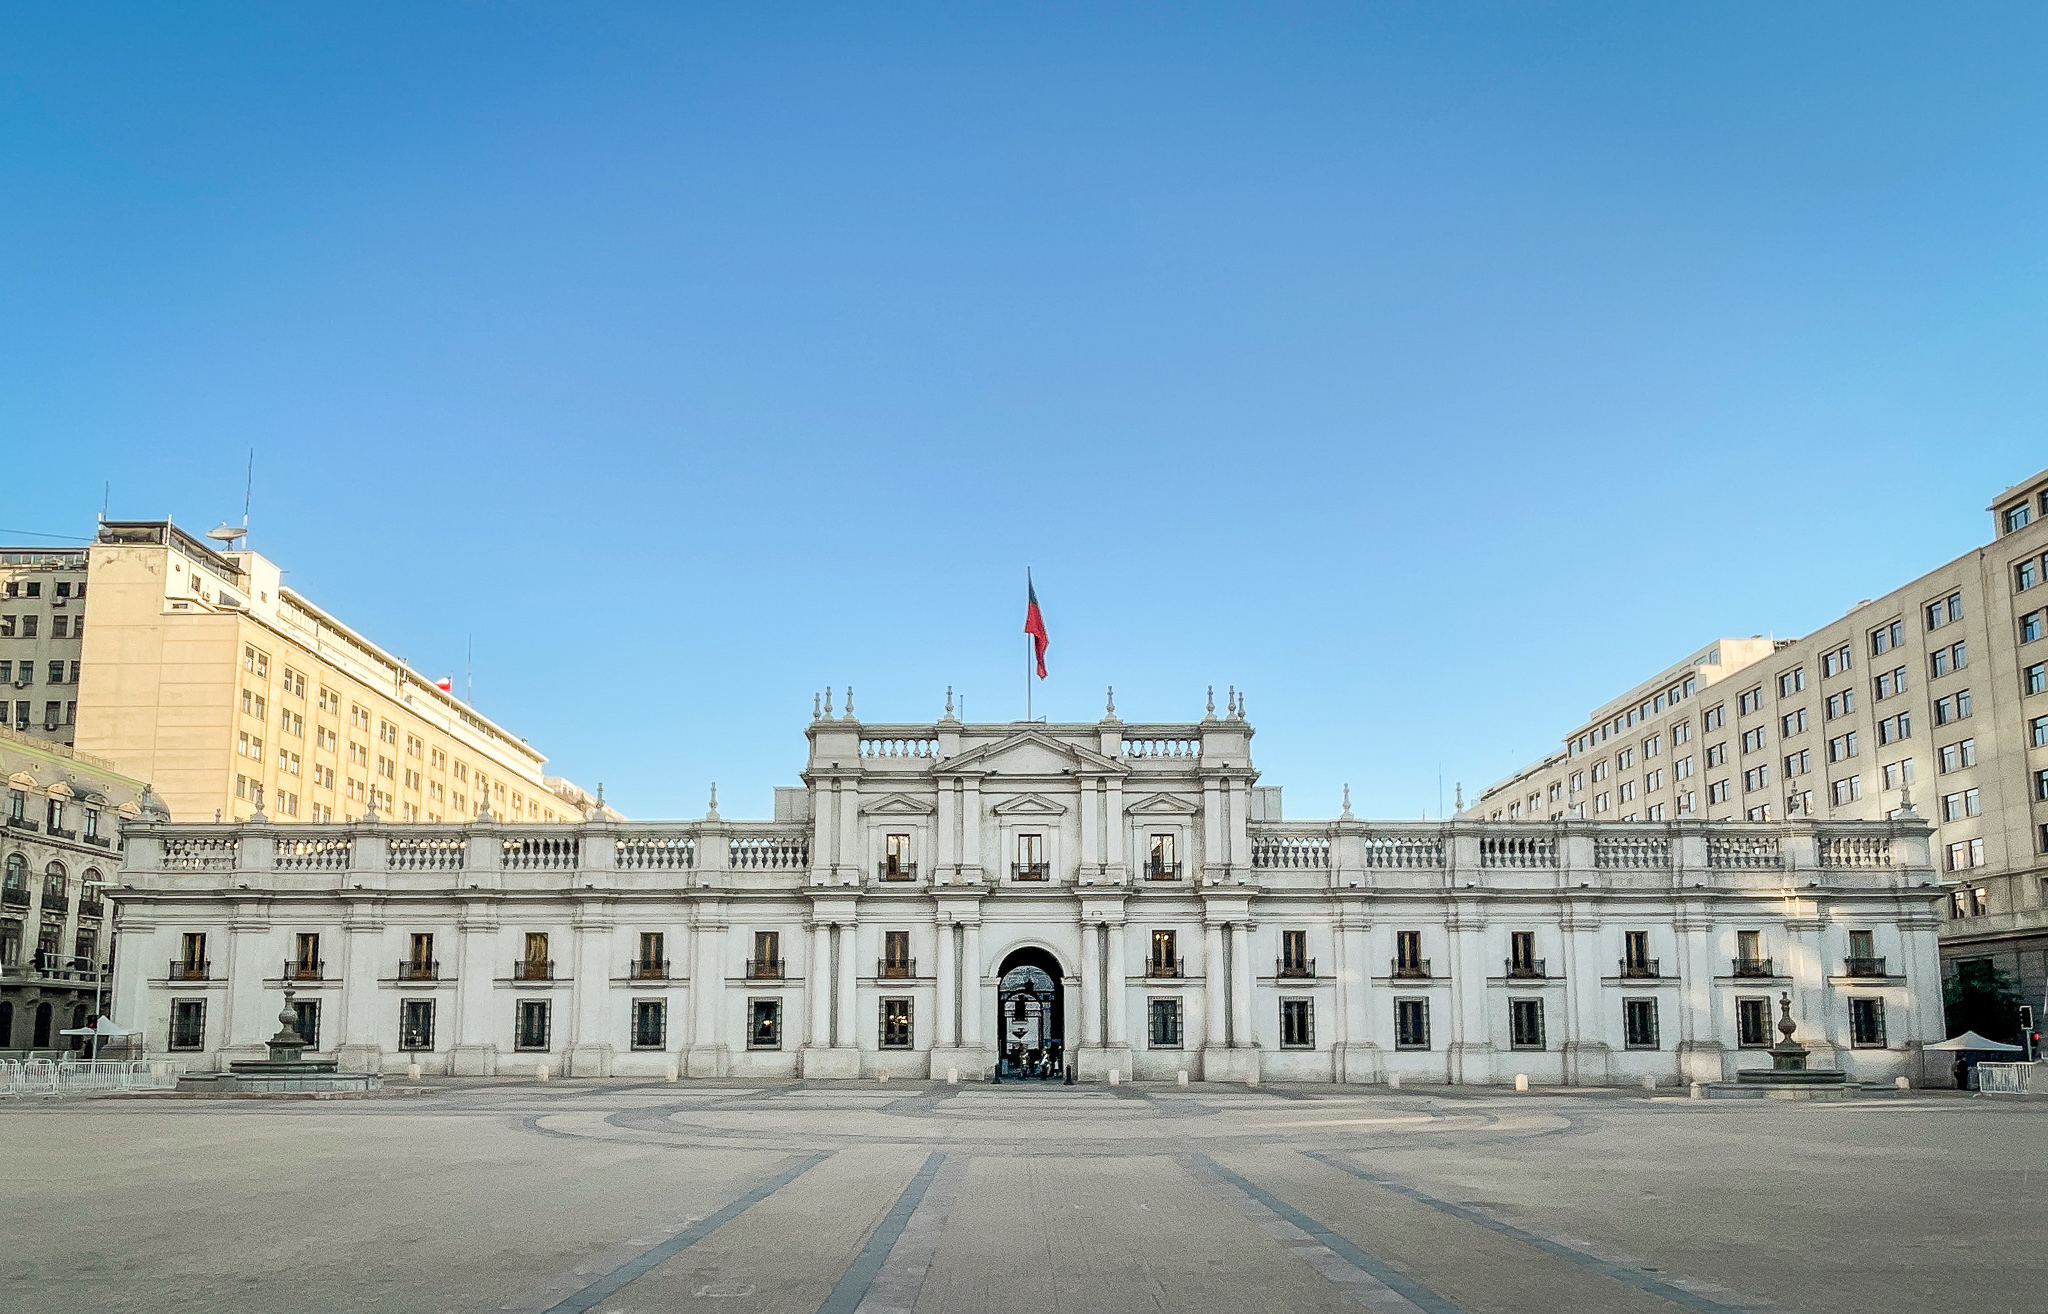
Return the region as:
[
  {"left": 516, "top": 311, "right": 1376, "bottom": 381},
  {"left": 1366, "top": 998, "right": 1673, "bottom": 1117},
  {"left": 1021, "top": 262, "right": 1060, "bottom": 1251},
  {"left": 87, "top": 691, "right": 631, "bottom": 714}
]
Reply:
[
  {"left": 1623, "top": 998, "right": 1659, "bottom": 1049},
  {"left": 515, "top": 1000, "right": 550, "bottom": 1051},
  {"left": 632, "top": 1000, "right": 666, "bottom": 1050},
  {"left": 1736, "top": 997, "right": 1770, "bottom": 1048},
  {"left": 1149, "top": 998, "right": 1181, "bottom": 1047},
  {"left": 292, "top": 999, "right": 320, "bottom": 1050},
  {"left": 749, "top": 999, "right": 781, "bottom": 1049},
  {"left": 1280, "top": 999, "right": 1313, "bottom": 1049},
  {"left": 1849, "top": 998, "right": 1886, "bottom": 1048},
  {"left": 400, "top": 999, "right": 435, "bottom": 1050},
  {"left": 1509, "top": 998, "right": 1544, "bottom": 1049},
  {"left": 1395, "top": 998, "right": 1430, "bottom": 1050},
  {"left": 879, "top": 997, "right": 913, "bottom": 1049},
  {"left": 169, "top": 1000, "right": 205, "bottom": 1050}
]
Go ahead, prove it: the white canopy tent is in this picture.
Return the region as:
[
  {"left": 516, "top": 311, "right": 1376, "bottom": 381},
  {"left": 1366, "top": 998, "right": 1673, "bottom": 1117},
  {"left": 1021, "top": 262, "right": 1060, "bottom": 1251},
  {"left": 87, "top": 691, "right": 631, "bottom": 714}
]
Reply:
[{"left": 1926, "top": 1031, "right": 2024, "bottom": 1052}]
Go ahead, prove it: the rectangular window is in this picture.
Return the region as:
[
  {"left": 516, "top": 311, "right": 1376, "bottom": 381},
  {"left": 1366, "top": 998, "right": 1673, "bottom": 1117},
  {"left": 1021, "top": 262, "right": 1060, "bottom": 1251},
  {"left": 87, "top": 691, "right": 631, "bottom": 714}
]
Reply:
[
  {"left": 1509, "top": 998, "right": 1544, "bottom": 1049},
  {"left": 1939, "top": 738, "right": 1977, "bottom": 772},
  {"left": 169, "top": 1000, "right": 205, "bottom": 1050},
  {"left": 1743, "top": 766, "right": 1767, "bottom": 793},
  {"left": 400, "top": 999, "right": 435, "bottom": 1050},
  {"left": 632, "top": 1000, "right": 667, "bottom": 1049},
  {"left": 749, "top": 999, "right": 782, "bottom": 1049},
  {"left": 883, "top": 832, "right": 912, "bottom": 879},
  {"left": 1827, "top": 732, "right": 1858, "bottom": 763},
  {"left": 1015, "top": 833, "right": 1045, "bottom": 878},
  {"left": 1395, "top": 999, "right": 1430, "bottom": 1050},
  {"left": 877, "top": 997, "right": 913, "bottom": 1049},
  {"left": 1883, "top": 759, "right": 1915, "bottom": 791},
  {"left": 2028, "top": 663, "right": 2048, "bottom": 696},
  {"left": 1148, "top": 832, "right": 1177, "bottom": 878},
  {"left": 1738, "top": 687, "right": 1764, "bottom": 716},
  {"left": 1830, "top": 776, "right": 1861, "bottom": 805},
  {"left": 1280, "top": 999, "right": 1313, "bottom": 1049},
  {"left": 1741, "top": 727, "right": 1766, "bottom": 754},
  {"left": 1777, "top": 668, "right": 1804, "bottom": 697},
  {"left": 1149, "top": 997, "right": 1182, "bottom": 1047},
  {"left": 1708, "top": 779, "right": 1731, "bottom": 804},
  {"left": 515, "top": 1000, "right": 551, "bottom": 1051},
  {"left": 1395, "top": 930, "right": 1423, "bottom": 972},
  {"left": 1848, "top": 998, "right": 1887, "bottom": 1048},
  {"left": 1280, "top": 929, "right": 1310, "bottom": 974},
  {"left": 2007, "top": 504, "right": 2033, "bottom": 534},
  {"left": 1703, "top": 704, "right": 1725, "bottom": 731},
  {"left": 292, "top": 998, "right": 320, "bottom": 1051},
  {"left": 1779, "top": 709, "right": 1807, "bottom": 737},
  {"left": 1947, "top": 838, "right": 1985, "bottom": 871},
  {"left": 1149, "top": 928, "right": 1178, "bottom": 976},
  {"left": 1784, "top": 749, "right": 1810, "bottom": 777},
  {"left": 753, "top": 929, "right": 780, "bottom": 977},
  {"left": 1736, "top": 997, "right": 1771, "bottom": 1048},
  {"left": 1941, "top": 789, "right": 1982, "bottom": 821},
  {"left": 1623, "top": 998, "right": 1660, "bottom": 1049},
  {"left": 2020, "top": 559, "right": 2040, "bottom": 591},
  {"left": 1869, "top": 620, "right": 1904, "bottom": 654}
]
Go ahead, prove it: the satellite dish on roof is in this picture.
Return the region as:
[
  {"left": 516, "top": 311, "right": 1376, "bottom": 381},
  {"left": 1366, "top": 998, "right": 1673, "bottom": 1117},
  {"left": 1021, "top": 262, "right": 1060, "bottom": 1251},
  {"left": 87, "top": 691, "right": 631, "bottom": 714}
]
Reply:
[{"left": 206, "top": 523, "right": 247, "bottom": 545}]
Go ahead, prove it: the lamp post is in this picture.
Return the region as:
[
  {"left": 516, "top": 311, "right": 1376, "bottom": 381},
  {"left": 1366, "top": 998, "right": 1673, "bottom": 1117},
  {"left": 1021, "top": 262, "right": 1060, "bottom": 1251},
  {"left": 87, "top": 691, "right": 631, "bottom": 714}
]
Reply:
[{"left": 81, "top": 879, "right": 114, "bottom": 1061}]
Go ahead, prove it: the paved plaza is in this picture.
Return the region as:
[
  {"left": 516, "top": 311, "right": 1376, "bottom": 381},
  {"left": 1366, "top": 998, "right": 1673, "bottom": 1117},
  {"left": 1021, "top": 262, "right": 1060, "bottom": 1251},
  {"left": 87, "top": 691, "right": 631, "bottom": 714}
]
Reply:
[{"left": 4, "top": 1080, "right": 2044, "bottom": 1313}]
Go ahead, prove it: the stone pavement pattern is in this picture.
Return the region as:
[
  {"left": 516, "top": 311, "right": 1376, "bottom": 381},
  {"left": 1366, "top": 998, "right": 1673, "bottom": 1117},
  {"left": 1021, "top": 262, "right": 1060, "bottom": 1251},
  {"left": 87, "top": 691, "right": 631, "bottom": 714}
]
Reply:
[{"left": 3, "top": 1081, "right": 2043, "bottom": 1313}]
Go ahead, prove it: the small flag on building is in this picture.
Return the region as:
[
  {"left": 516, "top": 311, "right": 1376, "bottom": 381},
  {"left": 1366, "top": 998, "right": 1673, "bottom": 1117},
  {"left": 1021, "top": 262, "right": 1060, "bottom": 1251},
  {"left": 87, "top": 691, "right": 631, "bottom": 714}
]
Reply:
[
  {"left": 435, "top": 676, "right": 453, "bottom": 693},
  {"left": 1024, "top": 572, "right": 1049, "bottom": 679}
]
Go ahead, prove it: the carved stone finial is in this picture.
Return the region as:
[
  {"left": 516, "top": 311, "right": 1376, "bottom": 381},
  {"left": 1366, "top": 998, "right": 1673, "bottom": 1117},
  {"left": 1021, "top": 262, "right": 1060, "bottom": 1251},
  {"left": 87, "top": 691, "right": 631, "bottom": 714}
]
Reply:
[
  {"left": 706, "top": 783, "right": 720, "bottom": 820},
  {"left": 1237, "top": 691, "right": 1246, "bottom": 721},
  {"left": 1897, "top": 783, "right": 1919, "bottom": 817},
  {"left": 814, "top": 691, "right": 822, "bottom": 721},
  {"left": 265, "top": 988, "right": 308, "bottom": 1062},
  {"left": 944, "top": 686, "right": 955, "bottom": 720},
  {"left": 361, "top": 800, "right": 376, "bottom": 823},
  {"left": 1205, "top": 686, "right": 1216, "bottom": 720},
  {"left": 1454, "top": 783, "right": 1464, "bottom": 811},
  {"left": 1227, "top": 685, "right": 1236, "bottom": 717},
  {"left": 1341, "top": 784, "right": 1352, "bottom": 818},
  {"left": 1778, "top": 992, "right": 1797, "bottom": 1042},
  {"left": 843, "top": 686, "right": 855, "bottom": 721},
  {"left": 824, "top": 686, "right": 834, "bottom": 718},
  {"left": 1104, "top": 686, "right": 1116, "bottom": 719}
]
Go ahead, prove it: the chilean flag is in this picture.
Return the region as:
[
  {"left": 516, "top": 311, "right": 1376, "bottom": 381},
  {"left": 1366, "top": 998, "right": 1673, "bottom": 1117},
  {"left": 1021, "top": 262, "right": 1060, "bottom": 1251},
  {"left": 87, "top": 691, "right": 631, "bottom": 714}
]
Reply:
[{"left": 1024, "top": 572, "right": 1050, "bottom": 678}]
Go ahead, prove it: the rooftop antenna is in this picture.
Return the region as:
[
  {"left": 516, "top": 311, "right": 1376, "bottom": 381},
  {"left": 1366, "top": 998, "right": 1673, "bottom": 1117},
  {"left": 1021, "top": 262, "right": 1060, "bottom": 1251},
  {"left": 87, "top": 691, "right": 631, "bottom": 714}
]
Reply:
[
  {"left": 465, "top": 633, "right": 473, "bottom": 704},
  {"left": 204, "top": 450, "right": 256, "bottom": 550}
]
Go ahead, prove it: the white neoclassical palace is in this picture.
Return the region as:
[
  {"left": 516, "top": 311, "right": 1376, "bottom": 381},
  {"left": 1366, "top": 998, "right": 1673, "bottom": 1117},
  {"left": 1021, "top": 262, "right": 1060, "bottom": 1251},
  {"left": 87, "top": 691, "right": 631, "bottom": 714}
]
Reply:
[{"left": 110, "top": 696, "right": 1950, "bottom": 1086}]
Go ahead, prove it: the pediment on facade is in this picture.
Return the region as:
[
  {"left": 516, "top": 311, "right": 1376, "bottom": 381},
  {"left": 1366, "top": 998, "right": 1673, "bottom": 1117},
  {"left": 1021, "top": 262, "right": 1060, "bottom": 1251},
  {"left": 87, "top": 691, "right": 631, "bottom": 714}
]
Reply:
[
  {"left": 937, "top": 729, "right": 1125, "bottom": 779},
  {"left": 988, "top": 792, "right": 1067, "bottom": 817},
  {"left": 46, "top": 779, "right": 76, "bottom": 798},
  {"left": 7, "top": 770, "right": 39, "bottom": 791},
  {"left": 859, "top": 793, "right": 937, "bottom": 817},
  {"left": 1124, "top": 791, "right": 1199, "bottom": 817}
]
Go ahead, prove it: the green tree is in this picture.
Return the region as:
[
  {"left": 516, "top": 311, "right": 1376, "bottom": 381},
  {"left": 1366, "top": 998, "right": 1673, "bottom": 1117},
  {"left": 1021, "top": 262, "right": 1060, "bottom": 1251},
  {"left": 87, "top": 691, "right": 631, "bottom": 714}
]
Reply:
[{"left": 1943, "top": 960, "right": 2023, "bottom": 1042}]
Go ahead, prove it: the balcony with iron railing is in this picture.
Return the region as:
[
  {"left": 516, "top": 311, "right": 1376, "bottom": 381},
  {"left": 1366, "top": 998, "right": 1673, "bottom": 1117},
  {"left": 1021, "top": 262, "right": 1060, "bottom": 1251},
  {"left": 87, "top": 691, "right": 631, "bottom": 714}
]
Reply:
[
  {"left": 877, "top": 958, "right": 917, "bottom": 979},
  {"left": 77, "top": 898, "right": 104, "bottom": 919},
  {"left": 6, "top": 815, "right": 39, "bottom": 833},
  {"left": 1, "top": 886, "right": 29, "bottom": 909},
  {"left": 1144, "top": 957, "right": 1185, "bottom": 979},
  {"left": 631, "top": 958, "right": 671, "bottom": 980},
  {"left": 1619, "top": 957, "right": 1661, "bottom": 979},
  {"left": 168, "top": 958, "right": 211, "bottom": 981},
  {"left": 47, "top": 827, "right": 77, "bottom": 842},
  {"left": 41, "top": 893, "right": 68, "bottom": 914},
  {"left": 876, "top": 861, "right": 918, "bottom": 882},
  {"left": 1145, "top": 861, "right": 1182, "bottom": 881},
  {"left": 1277, "top": 957, "right": 1317, "bottom": 979},
  {"left": 1842, "top": 956, "right": 1888, "bottom": 978},
  {"left": 397, "top": 959, "right": 441, "bottom": 981},
  {"left": 1391, "top": 957, "right": 1432, "bottom": 980},
  {"left": 745, "top": 958, "right": 785, "bottom": 980},
  {"left": 7, "top": 953, "right": 105, "bottom": 984},
  {"left": 1012, "top": 862, "right": 1049, "bottom": 881},
  {"left": 1505, "top": 958, "right": 1549, "bottom": 979},
  {"left": 512, "top": 958, "right": 556, "bottom": 981},
  {"left": 1732, "top": 957, "right": 1777, "bottom": 978},
  {"left": 282, "top": 959, "right": 326, "bottom": 982}
]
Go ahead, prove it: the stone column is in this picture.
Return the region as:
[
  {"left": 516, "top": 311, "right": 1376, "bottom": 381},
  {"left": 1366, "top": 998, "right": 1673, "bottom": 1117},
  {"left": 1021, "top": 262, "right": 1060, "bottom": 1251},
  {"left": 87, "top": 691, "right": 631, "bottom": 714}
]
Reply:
[
  {"left": 685, "top": 905, "right": 728, "bottom": 1077},
  {"left": 1201, "top": 778, "right": 1223, "bottom": 880},
  {"left": 962, "top": 779, "right": 983, "bottom": 875},
  {"left": 1080, "top": 777, "right": 1100, "bottom": 875},
  {"left": 935, "top": 918, "right": 957, "bottom": 1048},
  {"left": 961, "top": 920, "right": 984, "bottom": 1048},
  {"left": 1105, "top": 920, "right": 1129, "bottom": 1051},
  {"left": 336, "top": 899, "right": 388, "bottom": 1075},
  {"left": 810, "top": 922, "right": 833, "bottom": 1046},
  {"left": 1104, "top": 778, "right": 1126, "bottom": 879},
  {"left": 1558, "top": 907, "right": 1609, "bottom": 1086},
  {"left": 1229, "top": 922, "right": 1254, "bottom": 1048},
  {"left": 1204, "top": 922, "right": 1228, "bottom": 1046},
  {"left": 568, "top": 908, "right": 614, "bottom": 1077},
  {"left": 835, "top": 920, "right": 859, "bottom": 1054},
  {"left": 1079, "top": 918, "right": 1104, "bottom": 1048},
  {"left": 936, "top": 781, "right": 957, "bottom": 878}
]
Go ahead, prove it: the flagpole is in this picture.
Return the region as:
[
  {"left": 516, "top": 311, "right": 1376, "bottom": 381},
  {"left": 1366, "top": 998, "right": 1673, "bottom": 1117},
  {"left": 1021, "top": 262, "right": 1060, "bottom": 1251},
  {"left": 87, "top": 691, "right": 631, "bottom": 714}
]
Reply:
[{"left": 1025, "top": 569, "right": 1033, "bottom": 722}]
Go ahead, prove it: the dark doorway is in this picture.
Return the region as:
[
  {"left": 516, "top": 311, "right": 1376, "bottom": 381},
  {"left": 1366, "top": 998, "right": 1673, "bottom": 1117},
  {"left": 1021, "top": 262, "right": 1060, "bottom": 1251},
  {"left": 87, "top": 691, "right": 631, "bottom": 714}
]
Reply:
[
  {"left": 996, "top": 947, "right": 1065, "bottom": 1079},
  {"left": 32, "top": 1001, "right": 53, "bottom": 1048},
  {"left": 0, "top": 1000, "right": 12, "bottom": 1048}
]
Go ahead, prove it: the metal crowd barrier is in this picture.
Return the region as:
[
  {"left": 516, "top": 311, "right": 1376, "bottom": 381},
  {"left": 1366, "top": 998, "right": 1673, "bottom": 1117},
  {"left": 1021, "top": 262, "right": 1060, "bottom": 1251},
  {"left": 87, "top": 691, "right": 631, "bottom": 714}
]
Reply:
[
  {"left": 1, "top": 1059, "right": 180, "bottom": 1097},
  {"left": 1974, "top": 1063, "right": 2041, "bottom": 1095}
]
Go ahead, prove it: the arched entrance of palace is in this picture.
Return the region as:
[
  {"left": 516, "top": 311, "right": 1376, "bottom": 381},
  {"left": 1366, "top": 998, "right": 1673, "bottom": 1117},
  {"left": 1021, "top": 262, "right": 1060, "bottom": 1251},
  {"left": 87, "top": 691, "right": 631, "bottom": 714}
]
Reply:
[{"left": 995, "top": 947, "right": 1066, "bottom": 1080}]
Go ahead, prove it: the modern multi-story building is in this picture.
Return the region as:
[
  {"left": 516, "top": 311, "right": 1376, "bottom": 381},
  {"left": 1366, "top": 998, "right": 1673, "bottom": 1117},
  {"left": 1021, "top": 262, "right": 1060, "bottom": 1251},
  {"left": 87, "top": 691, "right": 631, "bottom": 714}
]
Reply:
[
  {"left": 111, "top": 696, "right": 1945, "bottom": 1086},
  {"left": 1, "top": 725, "right": 154, "bottom": 1052},
  {"left": 1473, "top": 466, "right": 2048, "bottom": 1016},
  {"left": 0, "top": 546, "right": 89, "bottom": 746},
  {"left": 0, "top": 519, "right": 607, "bottom": 829}
]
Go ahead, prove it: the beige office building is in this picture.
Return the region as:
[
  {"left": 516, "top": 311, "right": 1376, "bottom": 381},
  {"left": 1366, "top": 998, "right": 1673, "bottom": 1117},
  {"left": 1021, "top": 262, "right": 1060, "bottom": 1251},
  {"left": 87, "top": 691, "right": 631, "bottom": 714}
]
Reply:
[
  {"left": 1473, "top": 467, "right": 2048, "bottom": 1012},
  {"left": 0, "top": 547, "right": 89, "bottom": 745},
  {"left": 47, "top": 521, "right": 606, "bottom": 828}
]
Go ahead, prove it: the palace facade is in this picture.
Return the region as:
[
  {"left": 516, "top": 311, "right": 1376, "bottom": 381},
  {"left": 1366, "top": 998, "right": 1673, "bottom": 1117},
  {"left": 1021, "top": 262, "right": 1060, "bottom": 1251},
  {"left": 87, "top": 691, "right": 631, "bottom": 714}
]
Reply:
[{"left": 110, "top": 697, "right": 1949, "bottom": 1085}]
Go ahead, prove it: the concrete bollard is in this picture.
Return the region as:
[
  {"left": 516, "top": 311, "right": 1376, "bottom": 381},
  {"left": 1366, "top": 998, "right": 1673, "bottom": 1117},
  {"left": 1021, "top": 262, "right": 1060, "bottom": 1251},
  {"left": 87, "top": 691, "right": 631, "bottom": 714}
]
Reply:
[
  {"left": 1689, "top": 1082, "right": 1702, "bottom": 1100},
  {"left": 1246, "top": 1072, "right": 1259, "bottom": 1088},
  {"left": 1388, "top": 1072, "right": 1401, "bottom": 1090},
  {"left": 1896, "top": 1076, "right": 1911, "bottom": 1090},
  {"left": 536, "top": 1062, "right": 549, "bottom": 1082},
  {"left": 1107, "top": 1068, "right": 1120, "bottom": 1086},
  {"left": 666, "top": 1061, "right": 680, "bottom": 1083},
  {"left": 1641, "top": 1075, "right": 1657, "bottom": 1091},
  {"left": 947, "top": 1067, "right": 958, "bottom": 1085},
  {"left": 1177, "top": 1069, "right": 1189, "bottom": 1087},
  {"left": 1514, "top": 1073, "right": 1529, "bottom": 1093},
  {"left": 878, "top": 1069, "right": 889, "bottom": 1083},
  {"left": 406, "top": 1062, "right": 421, "bottom": 1081}
]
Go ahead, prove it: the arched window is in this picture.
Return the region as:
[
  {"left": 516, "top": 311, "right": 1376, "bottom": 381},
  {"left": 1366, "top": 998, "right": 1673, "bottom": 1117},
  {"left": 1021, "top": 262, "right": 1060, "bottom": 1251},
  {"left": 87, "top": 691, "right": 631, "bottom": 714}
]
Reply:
[
  {"left": 42, "top": 861, "right": 66, "bottom": 901},
  {"left": 2, "top": 853, "right": 24, "bottom": 899}
]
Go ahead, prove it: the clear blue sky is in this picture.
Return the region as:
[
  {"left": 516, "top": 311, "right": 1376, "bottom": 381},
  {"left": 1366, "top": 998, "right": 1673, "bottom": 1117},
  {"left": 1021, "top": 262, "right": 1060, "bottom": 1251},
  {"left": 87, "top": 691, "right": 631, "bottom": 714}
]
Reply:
[{"left": 4, "top": 5, "right": 2044, "bottom": 820}]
